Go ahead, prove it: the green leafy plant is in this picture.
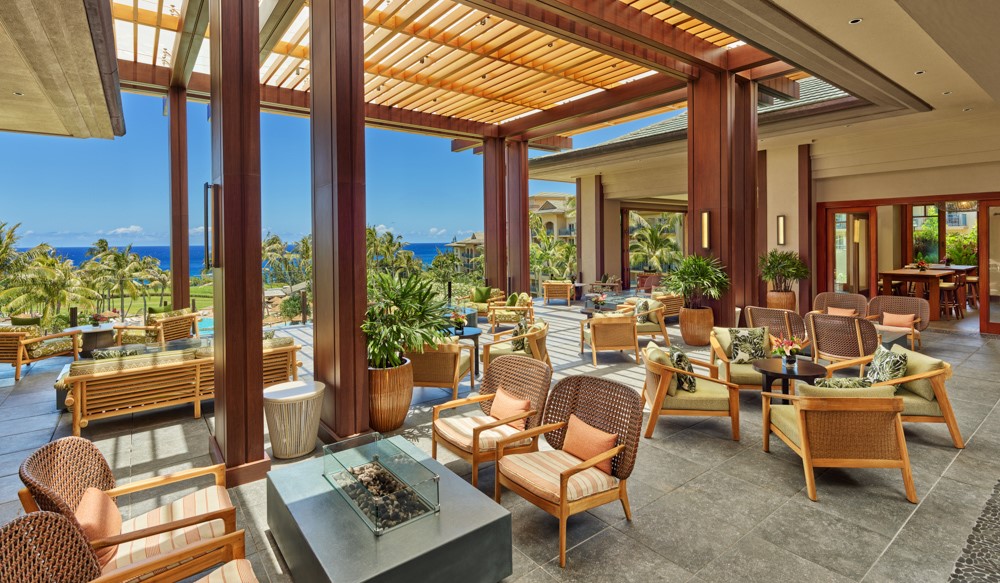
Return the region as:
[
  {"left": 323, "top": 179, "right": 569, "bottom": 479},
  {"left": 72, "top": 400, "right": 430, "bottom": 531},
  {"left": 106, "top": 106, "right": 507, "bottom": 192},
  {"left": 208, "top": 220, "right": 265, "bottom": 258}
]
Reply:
[
  {"left": 757, "top": 249, "right": 809, "bottom": 292},
  {"left": 663, "top": 255, "right": 730, "bottom": 309},
  {"left": 279, "top": 294, "right": 310, "bottom": 320},
  {"left": 362, "top": 273, "right": 449, "bottom": 369}
]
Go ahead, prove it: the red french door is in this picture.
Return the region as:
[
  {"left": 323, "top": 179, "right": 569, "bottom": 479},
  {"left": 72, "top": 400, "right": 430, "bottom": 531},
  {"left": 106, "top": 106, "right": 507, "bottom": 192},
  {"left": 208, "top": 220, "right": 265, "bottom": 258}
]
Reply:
[{"left": 979, "top": 202, "right": 1000, "bottom": 334}]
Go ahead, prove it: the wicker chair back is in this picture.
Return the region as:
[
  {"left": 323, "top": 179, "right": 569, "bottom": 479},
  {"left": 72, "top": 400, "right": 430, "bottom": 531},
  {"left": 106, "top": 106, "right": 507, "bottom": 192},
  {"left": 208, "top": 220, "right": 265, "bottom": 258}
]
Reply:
[
  {"left": 745, "top": 306, "right": 807, "bottom": 340},
  {"left": 867, "top": 296, "right": 931, "bottom": 331},
  {"left": 19, "top": 436, "right": 116, "bottom": 524},
  {"left": 479, "top": 355, "right": 552, "bottom": 430},
  {"left": 807, "top": 313, "right": 881, "bottom": 361},
  {"left": 0, "top": 511, "right": 101, "bottom": 583},
  {"left": 812, "top": 292, "right": 868, "bottom": 316}
]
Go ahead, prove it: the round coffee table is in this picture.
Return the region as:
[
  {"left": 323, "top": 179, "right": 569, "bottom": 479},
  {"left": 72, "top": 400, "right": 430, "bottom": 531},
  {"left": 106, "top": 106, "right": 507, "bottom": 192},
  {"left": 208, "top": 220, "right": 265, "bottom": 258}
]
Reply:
[
  {"left": 448, "top": 326, "right": 482, "bottom": 376},
  {"left": 752, "top": 358, "right": 827, "bottom": 404}
]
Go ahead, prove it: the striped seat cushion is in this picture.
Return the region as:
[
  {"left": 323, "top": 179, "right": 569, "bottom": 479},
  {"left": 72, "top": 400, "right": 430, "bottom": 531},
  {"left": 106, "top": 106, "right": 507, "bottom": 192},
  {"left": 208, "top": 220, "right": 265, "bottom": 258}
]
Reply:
[
  {"left": 107, "top": 485, "right": 232, "bottom": 572},
  {"left": 498, "top": 449, "right": 619, "bottom": 503},
  {"left": 434, "top": 415, "right": 531, "bottom": 453},
  {"left": 195, "top": 559, "right": 259, "bottom": 583}
]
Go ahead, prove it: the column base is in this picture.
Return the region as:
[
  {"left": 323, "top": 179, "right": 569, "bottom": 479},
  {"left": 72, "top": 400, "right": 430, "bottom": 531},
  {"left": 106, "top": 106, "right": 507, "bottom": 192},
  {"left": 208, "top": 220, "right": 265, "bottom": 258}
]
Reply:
[{"left": 209, "top": 436, "right": 272, "bottom": 486}]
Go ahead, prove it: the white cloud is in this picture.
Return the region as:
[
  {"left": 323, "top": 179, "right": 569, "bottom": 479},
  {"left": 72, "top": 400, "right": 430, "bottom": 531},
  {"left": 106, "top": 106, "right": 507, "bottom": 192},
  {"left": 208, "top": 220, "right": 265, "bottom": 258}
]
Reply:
[
  {"left": 428, "top": 227, "right": 447, "bottom": 236},
  {"left": 189, "top": 226, "right": 205, "bottom": 235},
  {"left": 456, "top": 229, "right": 475, "bottom": 235},
  {"left": 107, "top": 225, "right": 143, "bottom": 235},
  {"left": 374, "top": 224, "right": 395, "bottom": 235}
]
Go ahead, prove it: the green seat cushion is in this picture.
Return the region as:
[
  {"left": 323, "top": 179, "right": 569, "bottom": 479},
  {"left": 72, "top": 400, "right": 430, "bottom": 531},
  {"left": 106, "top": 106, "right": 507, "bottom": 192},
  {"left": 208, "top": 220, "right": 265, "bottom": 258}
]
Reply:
[
  {"left": 27, "top": 338, "right": 75, "bottom": 359},
  {"left": 890, "top": 345, "right": 943, "bottom": 401},
  {"left": 263, "top": 336, "right": 295, "bottom": 349},
  {"left": 147, "top": 305, "right": 174, "bottom": 315},
  {"left": 516, "top": 293, "right": 532, "bottom": 307},
  {"left": 897, "top": 388, "right": 942, "bottom": 417},
  {"left": 458, "top": 351, "right": 472, "bottom": 377},
  {"left": 770, "top": 404, "right": 801, "bottom": 446},
  {"left": 506, "top": 293, "right": 518, "bottom": 306},
  {"left": 473, "top": 287, "right": 492, "bottom": 303},
  {"left": 813, "top": 377, "right": 873, "bottom": 389},
  {"left": 864, "top": 345, "right": 908, "bottom": 384},
  {"left": 1, "top": 325, "right": 41, "bottom": 338},
  {"left": 728, "top": 362, "right": 763, "bottom": 386},
  {"left": 92, "top": 348, "right": 142, "bottom": 360},
  {"left": 637, "top": 321, "right": 662, "bottom": 334},
  {"left": 661, "top": 377, "right": 729, "bottom": 411},
  {"left": 492, "top": 310, "right": 522, "bottom": 323},
  {"left": 797, "top": 385, "right": 896, "bottom": 399},
  {"left": 120, "top": 332, "right": 157, "bottom": 345},
  {"left": 10, "top": 316, "right": 41, "bottom": 326},
  {"left": 483, "top": 341, "right": 525, "bottom": 360},
  {"left": 147, "top": 307, "right": 193, "bottom": 324}
]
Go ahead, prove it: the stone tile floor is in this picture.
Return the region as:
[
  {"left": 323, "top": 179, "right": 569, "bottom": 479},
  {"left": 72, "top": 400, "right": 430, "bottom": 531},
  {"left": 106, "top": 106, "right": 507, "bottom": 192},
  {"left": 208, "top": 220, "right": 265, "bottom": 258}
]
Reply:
[{"left": 2, "top": 302, "right": 1000, "bottom": 582}]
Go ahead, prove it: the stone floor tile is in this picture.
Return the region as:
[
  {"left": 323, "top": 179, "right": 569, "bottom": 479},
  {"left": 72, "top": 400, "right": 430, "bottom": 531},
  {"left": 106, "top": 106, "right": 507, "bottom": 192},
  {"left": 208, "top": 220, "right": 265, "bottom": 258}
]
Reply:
[
  {"left": 540, "top": 527, "right": 692, "bottom": 582},
  {"left": 628, "top": 441, "right": 711, "bottom": 494},
  {"left": 696, "top": 536, "right": 853, "bottom": 583},
  {"left": 714, "top": 448, "right": 809, "bottom": 497},
  {"left": 641, "top": 426, "right": 748, "bottom": 468},
  {"left": 0, "top": 428, "right": 54, "bottom": 457},
  {"left": 862, "top": 537, "right": 962, "bottom": 583},
  {"left": 506, "top": 502, "right": 610, "bottom": 566}
]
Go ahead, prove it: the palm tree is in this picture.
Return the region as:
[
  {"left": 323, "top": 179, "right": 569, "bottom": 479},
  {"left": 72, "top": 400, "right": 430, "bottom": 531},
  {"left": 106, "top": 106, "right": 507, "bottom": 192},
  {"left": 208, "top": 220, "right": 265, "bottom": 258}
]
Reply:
[
  {"left": 291, "top": 235, "right": 312, "bottom": 284},
  {"left": 149, "top": 267, "right": 171, "bottom": 307},
  {"left": 0, "top": 222, "right": 48, "bottom": 285},
  {"left": 92, "top": 245, "right": 144, "bottom": 321},
  {"left": 628, "top": 211, "right": 684, "bottom": 273},
  {"left": 0, "top": 253, "right": 99, "bottom": 324}
]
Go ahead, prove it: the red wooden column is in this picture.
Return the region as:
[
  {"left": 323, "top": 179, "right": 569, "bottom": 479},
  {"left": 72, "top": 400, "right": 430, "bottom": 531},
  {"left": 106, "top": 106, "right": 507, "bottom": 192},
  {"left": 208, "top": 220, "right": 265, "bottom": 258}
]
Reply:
[
  {"left": 506, "top": 139, "right": 530, "bottom": 293},
  {"left": 483, "top": 137, "right": 507, "bottom": 288},
  {"left": 688, "top": 71, "right": 758, "bottom": 326},
  {"left": 208, "top": 0, "right": 268, "bottom": 485},
  {"left": 168, "top": 85, "right": 190, "bottom": 311},
  {"left": 798, "top": 144, "right": 813, "bottom": 312},
  {"left": 311, "top": 0, "right": 369, "bottom": 441}
]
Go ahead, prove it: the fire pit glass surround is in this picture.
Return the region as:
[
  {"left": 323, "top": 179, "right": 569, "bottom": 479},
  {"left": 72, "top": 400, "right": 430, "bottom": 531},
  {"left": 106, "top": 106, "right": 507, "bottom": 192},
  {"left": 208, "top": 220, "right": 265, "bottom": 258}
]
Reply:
[{"left": 322, "top": 433, "right": 440, "bottom": 535}]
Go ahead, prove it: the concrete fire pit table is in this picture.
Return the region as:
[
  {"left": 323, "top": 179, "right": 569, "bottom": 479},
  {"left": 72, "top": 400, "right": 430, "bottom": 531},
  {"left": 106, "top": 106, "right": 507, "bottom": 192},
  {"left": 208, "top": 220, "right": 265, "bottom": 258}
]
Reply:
[{"left": 267, "top": 435, "right": 512, "bottom": 583}]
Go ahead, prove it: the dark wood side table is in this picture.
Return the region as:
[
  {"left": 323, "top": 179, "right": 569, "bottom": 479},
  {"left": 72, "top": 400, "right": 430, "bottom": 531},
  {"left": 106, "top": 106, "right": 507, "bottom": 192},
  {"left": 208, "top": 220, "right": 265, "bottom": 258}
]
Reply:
[
  {"left": 752, "top": 358, "right": 827, "bottom": 404},
  {"left": 63, "top": 324, "right": 116, "bottom": 357}
]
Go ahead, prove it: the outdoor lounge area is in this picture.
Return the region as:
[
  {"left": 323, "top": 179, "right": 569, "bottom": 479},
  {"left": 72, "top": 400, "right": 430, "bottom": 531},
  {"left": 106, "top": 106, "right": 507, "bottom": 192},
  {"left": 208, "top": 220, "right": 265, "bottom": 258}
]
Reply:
[{"left": 3, "top": 0, "right": 1000, "bottom": 582}]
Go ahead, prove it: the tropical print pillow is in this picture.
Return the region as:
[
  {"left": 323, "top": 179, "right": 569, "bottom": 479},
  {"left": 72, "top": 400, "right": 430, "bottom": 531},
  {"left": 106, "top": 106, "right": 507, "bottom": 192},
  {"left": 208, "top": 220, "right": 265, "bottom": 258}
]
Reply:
[
  {"left": 511, "top": 319, "right": 530, "bottom": 351},
  {"left": 864, "top": 345, "right": 908, "bottom": 384},
  {"left": 92, "top": 348, "right": 142, "bottom": 360},
  {"left": 667, "top": 346, "right": 697, "bottom": 392},
  {"left": 813, "top": 377, "right": 873, "bottom": 389},
  {"left": 729, "top": 327, "right": 767, "bottom": 364},
  {"left": 634, "top": 300, "right": 650, "bottom": 324}
]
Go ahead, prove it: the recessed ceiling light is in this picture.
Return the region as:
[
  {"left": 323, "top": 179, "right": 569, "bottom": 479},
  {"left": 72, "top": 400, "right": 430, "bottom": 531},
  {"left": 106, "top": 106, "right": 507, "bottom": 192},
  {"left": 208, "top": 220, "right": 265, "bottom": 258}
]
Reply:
[
  {"left": 914, "top": 70, "right": 926, "bottom": 75},
  {"left": 963, "top": 107, "right": 974, "bottom": 112},
  {"left": 942, "top": 91, "right": 952, "bottom": 95},
  {"left": 12, "top": 91, "right": 23, "bottom": 96},
  {"left": 844, "top": 124, "right": 852, "bottom": 128},
  {"left": 848, "top": 18, "right": 863, "bottom": 24}
]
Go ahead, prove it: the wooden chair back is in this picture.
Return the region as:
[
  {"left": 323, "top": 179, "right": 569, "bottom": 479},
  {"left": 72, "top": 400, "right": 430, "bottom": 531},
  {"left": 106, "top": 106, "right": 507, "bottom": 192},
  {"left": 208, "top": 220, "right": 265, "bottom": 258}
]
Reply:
[
  {"left": 651, "top": 293, "right": 684, "bottom": 318},
  {"left": 408, "top": 342, "right": 464, "bottom": 387},
  {"left": 796, "top": 396, "right": 905, "bottom": 463},
  {"left": 812, "top": 292, "right": 868, "bottom": 316},
  {"left": 0, "top": 331, "right": 26, "bottom": 364},
  {"left": 807, "top": 313, "right": 880, "bottom": 362},
  {"left": 745, "top": 306, "right": 807, "bottom": 340},
  {"left": 541, "top": 376, "right": 643, "bottom": 480},
  {"left": 0, "top": 512, "right": 102, "bottom": 583},
  {"left": 478, "top": 355, "right": 552, "bottom": 429},
  {"left": 590, "top": 315, "right": 638, "bottom": 350},
  {"left": 526, "top": 321, "right": 550, "bottom": 364},
  {"left": 157, "top": 313, "right": 199, "bottom": 342},
  {"left": 19, "top": 437, "right": 116, "bottom": 525},
  {"left": 867, "top": 296, "right": 931, "bottom": 331}
]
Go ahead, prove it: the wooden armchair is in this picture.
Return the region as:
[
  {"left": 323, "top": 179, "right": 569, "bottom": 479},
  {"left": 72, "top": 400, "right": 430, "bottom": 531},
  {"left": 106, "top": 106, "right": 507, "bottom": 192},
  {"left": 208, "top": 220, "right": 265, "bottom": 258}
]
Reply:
[
  {"left": 745, "top": 306, "right": 809, "bottom": 350},
  {"left": 457, "top": 287, "right": 507, "bottom": 318},
  {"left": 18, "top": 436, "right": 238, "bottom": 576},
  {"left": 811, "top": 292, "right": 868, "bottom": 316},
  {"left": 0, "top": 511, "right": 254, "bottom": 583},
  {"left": 866, "top": 295, "right": 930, "bottom": 351},
  {"left": 482, "top": 320, "right": 551, "bottom": 371},
  {"left": 709, "top": 327, "right": 773, "bottom": 390},
  {"left": 806, "top": 313, "right": 881, "bottom": 367},
  {"left": 495, "top": 375, "right": 644, "bottom": 567},
  {"left": 641, "top": 343, "right": 739, "bottom": 440},
  {"left": 115, "top": 309, "right": 199, "bottom": 345},
  {"left": 763, "top": 386, "right": 916, "bottom": 503},
  {"left": 824, "top": 347, "right": 963, "bottom": 448},
  {"left": 579, "top": 314, "right": 640, "bottom": 366},
  {"left": 650, "top": 292, "right": 684, "bottom": 320},
  {"left": 616, "top": 298, "right": 671, "bottom": 345},
  {"left": 487, "top": 292, "right": 535, "bottom": 332},
  {"left": 589, "top": 275, "right": 622, "bottom": 294},
  {"left": 432, "top": 355, "right": 552, "bottom": 487},
  {"left": 406, "top": 340, "right": 475, "bottom": 400},
  {"left": 0, "top": 325, "right": 80, "bottom": 381},
  {"left": 542, "top": 280, "right": 574, "bottom": 305}
]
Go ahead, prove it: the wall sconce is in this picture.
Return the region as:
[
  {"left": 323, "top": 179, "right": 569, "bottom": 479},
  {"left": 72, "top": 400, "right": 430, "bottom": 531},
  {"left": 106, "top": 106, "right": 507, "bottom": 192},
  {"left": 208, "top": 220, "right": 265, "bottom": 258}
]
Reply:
[
  {"left": 700, "top": 211, "right": 710, "bottom": 250},
  {"left": 853, "top": 218, "right": 861, "bottom": 243},
  {"left": 777, "top": 215, "right": 786, "bottom": 246}
]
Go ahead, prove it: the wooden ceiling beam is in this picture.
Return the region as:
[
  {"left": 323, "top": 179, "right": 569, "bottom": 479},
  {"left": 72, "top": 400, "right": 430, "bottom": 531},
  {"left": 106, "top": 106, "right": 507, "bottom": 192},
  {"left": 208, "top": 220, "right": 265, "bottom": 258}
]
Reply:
[
  {"left": 259, "top": 0, "right": 307, "bottom": 65},
  {"left": 518, "top": 86, "right": 686, "bottom": 139},
  {"left": 740, "top": 60, "right": 796, "bottom": 81},
  {"left": 529, "top": 135, "right": 572, "bottom": 151},
  {"left": 453, "top": 0, "right": 699, "bottom": 80},
  {"left": 758, "top": 76, "right": 798, "bottom": 101},
  {"left": 726, "top": 43, "right": 778, "bottom": 71},
  {"left": 169, "top": 0, "right": 210, "bottom": 87},
  {"left": 452, "top": 138, "right": 480, "bottom": 152},
  {"left": 499, "top": 73, "right": 685, "bottom": 138}
]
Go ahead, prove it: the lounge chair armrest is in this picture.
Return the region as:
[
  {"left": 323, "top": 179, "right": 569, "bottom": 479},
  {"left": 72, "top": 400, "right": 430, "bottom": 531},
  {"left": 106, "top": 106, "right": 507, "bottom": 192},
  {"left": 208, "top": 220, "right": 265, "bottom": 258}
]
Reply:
[
  {"left": 471, "top": 410, "right": 538, "bottom": 447},
  {"left": 647, "top": 359, "right": 736, "bottom": 388},
  {"left": 865, "top": 315, "right": 880, "bottom": 321},
  {"left": 709, "top": 336, "right": 730, "bottom": 363},
  {"left": 433, "top": 393, "right": 495, "bottom": 419},
  {"left": 823, "top": 355, "right": 874, "bottom": 376},
  {"left": 20, "top": 330, "right": 81, "bottom": 345},
  {"left": 104, "top": 463, "right": 227, "bottom": 496},
  {"left": 761, "top": 391, "right": 803, "bottom": 402},
  {"left": 687, "top": 357, "right": 719, "bottom": 378},
  {"left": 91, "top": 530, "right": 247, "bottom": 583},
  {"left": 561, "top": 445, "right": 624, "bottom": 480},
  {"left": 873, "top": 368, "right": 949, "bottom": 387},
  {"left": 113, "top": 324, "right": 157, "bottom": 332},
  {"left": 496, "top": 422, "right": 567, "bottom": 459},
  {"left": 91, "top": 507, "right": 235, "bottom": 549}
]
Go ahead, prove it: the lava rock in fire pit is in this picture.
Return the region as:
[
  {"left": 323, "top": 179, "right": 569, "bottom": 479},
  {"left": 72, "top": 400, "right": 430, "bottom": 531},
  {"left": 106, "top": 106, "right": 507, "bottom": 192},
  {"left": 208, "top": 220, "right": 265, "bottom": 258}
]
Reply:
[{"left": 334, "top": 461, "right": 429, "bottom": 529}]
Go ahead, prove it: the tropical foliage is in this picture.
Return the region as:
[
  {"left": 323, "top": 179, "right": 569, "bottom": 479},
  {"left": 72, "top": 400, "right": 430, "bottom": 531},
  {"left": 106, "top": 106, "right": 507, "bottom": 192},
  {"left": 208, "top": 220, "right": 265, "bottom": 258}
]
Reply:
[
  {"left": 362, "top": 272, "right": 448, "bottom": 369},
  {"left": 663, "top": 254, "right": 730, "bottom": 309},
  {"left": 757, "top": 249, "right": 809, "bottom": 292},
  {"left": 262, "top": 233, "right": 313, "bottom": 286},
  {"left": 629, "top": 211, "right": 683, "bottom": 272},
  {"left": 529, "top": 213, "right": 577, "bottom": 287}
]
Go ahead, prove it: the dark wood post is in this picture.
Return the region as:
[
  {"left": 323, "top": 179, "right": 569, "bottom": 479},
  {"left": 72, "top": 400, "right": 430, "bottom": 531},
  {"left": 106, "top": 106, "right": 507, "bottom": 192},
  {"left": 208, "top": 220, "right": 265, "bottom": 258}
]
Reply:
[
  {"left": 311, "top": 0, "right": 369, "bottom": 441},
  {"left": 483, "top": 136, "right": 507, "bottom": 289},
  {"left": 69, "top": 307, "right": 78, "bottom": 327},
  {"left": 208, "top": 0, "right": 268, "bottom": 485},
  {"left": 168, "top": 85, "right": 190, "bottom": 311},
  {"left": 798, "top": 144, "right": 813, "bottom": 312},
  {"left": 506, "top": 140, "right": 530, "bottom": 293}
]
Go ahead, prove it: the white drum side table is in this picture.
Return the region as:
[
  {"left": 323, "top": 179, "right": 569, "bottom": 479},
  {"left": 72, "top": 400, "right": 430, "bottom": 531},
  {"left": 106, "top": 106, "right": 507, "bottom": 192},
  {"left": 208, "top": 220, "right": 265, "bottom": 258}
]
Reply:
[{"left": 263, "top": 380, "right": 325, "bottom": 459}]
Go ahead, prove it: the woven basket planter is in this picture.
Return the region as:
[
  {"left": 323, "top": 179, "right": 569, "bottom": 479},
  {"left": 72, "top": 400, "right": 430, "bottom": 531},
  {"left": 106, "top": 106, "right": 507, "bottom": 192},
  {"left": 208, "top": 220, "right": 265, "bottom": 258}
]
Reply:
[
  {"left": 766, "top": 291, "right": 797, "bottom": 312},
  {"left": 368, "top": 358, "right": 414, "bottom": 432},
  {"left": 679, "top": 307, "right": 713, "bottom": 346}
]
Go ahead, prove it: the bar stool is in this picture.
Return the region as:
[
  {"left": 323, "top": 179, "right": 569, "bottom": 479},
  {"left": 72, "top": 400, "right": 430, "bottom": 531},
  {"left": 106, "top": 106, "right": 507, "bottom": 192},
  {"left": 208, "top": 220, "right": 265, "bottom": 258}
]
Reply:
[
  {"left": 939, "top": 282, "right": 964, "bottom": 320},
  {"left": 966, "top": 276, "right": 980, "bottom": 309}
]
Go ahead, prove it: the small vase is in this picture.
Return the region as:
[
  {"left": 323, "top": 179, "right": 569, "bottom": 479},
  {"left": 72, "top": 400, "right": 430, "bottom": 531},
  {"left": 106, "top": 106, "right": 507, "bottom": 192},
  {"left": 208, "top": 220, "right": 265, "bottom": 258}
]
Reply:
[
  {"left": 784, "top": 355, "right": 797, "bottom": 369},
  {"left": 454, "top": 325, "right": 464, "bottom": 334}
]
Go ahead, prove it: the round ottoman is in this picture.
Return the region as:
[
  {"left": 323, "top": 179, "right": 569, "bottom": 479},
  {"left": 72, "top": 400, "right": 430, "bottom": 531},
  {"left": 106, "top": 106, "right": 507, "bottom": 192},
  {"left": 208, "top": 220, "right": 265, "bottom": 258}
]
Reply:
[{"left": 263, "top": 380, "right": 325, "bottom": 459}]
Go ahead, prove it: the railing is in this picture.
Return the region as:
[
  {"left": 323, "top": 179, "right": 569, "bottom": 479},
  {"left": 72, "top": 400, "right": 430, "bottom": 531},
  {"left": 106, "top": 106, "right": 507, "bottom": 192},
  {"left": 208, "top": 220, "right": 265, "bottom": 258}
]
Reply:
[{"left": 558, "top": 228, "right": 576, "bottom": 236}]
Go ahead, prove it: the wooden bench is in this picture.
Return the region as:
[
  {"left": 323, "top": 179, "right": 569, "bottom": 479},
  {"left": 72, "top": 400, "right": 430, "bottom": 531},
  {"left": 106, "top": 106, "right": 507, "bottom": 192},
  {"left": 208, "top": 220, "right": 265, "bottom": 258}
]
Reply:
[{"left": 60, "top": 340, "right": 301, "bottom": 436}]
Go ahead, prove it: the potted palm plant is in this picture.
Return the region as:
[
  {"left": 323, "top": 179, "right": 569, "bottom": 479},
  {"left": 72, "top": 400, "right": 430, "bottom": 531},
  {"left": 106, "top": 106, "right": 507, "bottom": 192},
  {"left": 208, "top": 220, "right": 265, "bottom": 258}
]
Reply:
[
  {"left": 362, "top": 272, "right": 449, "bottom": 432},
  {"left": 663, "top": 255, "right": 730, "bottom": 346},
  {"left": 757, "top": 249, "right": 809, "bottom": 311}
]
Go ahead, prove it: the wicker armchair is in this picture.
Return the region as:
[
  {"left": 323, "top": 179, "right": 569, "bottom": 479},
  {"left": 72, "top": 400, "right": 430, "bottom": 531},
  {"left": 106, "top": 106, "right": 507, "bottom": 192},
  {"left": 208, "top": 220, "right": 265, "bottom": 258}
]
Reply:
[
  {"left": 482, "top": 320, "right": 551, "bottom": 371},
  {"left": 806, "top": 313, "right": 881, "bottom": 367},
  {"left": 0, "top": 325, "right": 80, "bottom": 381},
  {"left": 616, "top": 298, "right": 671, "bottom": 345},
  {"left": 866, "top": 296, "right": 930, "bottom": 351},
  {"left": 763, "top": 385, "right": 916, "bottom": 503},
  {"left": 824, "top": 347, "right": 963, "bottom": 449},
  {"left": 487, "top": 292, "right": 535, "bottom": 332},
  {"left": 709, "top": 327, "right": 774, "bottom": 390},
  {"left": 18, "top": 437, "right": 238, "bottom": 576},
  {"left": 641, "top": 344, "right": 740, "bottom": 440},
  {"left": 0, "top": 511, "right": 254, "bottom": 583},
  {"left": 115, "top": 308, "right": 200, "bottom": 345},
  {"left": 579, "top": 314, "right": 640, "bottom": 366},
  {"left": 432, "top": 355, "right": 552, "bottom": 487},
  {"left": 406, "top": 340, "right": 475, "bottom": 400},
  {"left": 745, "top": 306, "right": 809, "bottom": 348},
  {"left": 495, "top": 376, "right": 644, "bottom": 567},
  {"left": 811, "top": 292, "right": 868, "bottom": 316},
  {"left": 542, "top": 280, "right": 574, "bottom": 305}
]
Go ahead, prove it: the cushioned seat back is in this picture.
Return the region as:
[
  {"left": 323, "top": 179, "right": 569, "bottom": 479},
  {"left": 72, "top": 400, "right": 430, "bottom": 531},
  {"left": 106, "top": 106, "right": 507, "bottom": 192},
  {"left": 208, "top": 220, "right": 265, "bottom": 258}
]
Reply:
[
  {"left": 66, "top": 349, "right": 197, "bottom": 378},
  {"left": 0, "top": 325, "right": 42, "bottom": 363},
  {"left": 812, "top": 292, "right": 868, "bottom": 316},
  {"left": 807, "top": 313, "right": 880, "bottom": 360},
  {"left": 712, "top": 327, "right": 772, "bottom": 358},
  {"left": 478, "top": 355, "right": 552, "bottom": 429},
  {"left": 527, "top": 321, "right": 548, "bottom": 359},
  {"left": 19, "top": 437, "right": 116, "bottom": 525},
  {"left": 867, "top": 296, "right": 931, "bottom": 331}
]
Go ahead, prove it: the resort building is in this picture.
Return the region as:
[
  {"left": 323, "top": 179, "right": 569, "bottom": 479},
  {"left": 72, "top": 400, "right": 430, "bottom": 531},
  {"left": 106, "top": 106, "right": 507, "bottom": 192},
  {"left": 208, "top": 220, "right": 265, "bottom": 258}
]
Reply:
[{"left": 2, "top": 1, "right": 1000, "bottom": 582}]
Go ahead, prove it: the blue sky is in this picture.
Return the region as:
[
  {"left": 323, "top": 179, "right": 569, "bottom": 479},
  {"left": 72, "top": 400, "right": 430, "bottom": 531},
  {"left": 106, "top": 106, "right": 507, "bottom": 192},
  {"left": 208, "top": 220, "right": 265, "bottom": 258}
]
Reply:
[{"left": 1, "top": 92, "right": 682, "bottom": 246}]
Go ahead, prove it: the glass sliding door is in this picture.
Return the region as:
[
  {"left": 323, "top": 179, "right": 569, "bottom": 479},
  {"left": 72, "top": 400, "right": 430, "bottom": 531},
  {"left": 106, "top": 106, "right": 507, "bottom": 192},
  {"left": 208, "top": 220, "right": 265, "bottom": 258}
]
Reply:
[{"left": 831, "top": 210, "right": 874, "bottom": 295}]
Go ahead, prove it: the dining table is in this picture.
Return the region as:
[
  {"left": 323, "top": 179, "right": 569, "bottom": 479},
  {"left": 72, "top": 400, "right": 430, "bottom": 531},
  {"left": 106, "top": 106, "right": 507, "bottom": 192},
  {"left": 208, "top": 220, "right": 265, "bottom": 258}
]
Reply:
[
  {"left": 878, "top": 268, "right": 955, "bottom": 320},
  {"left": 903, "top": 264, "right": 976, "bottom": 306}
]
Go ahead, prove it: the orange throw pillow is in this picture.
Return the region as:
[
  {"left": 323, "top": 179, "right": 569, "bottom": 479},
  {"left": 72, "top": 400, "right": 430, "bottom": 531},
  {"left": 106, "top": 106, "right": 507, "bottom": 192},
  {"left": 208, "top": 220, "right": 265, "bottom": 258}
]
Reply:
[
  {"left": 563, "top": 414, "right": 618, "bottom": 475},
  {"left": 491, "top": 388, "right": 531, "bottom": 430},
  {"left": 75, "top": 487, "right": 122, "bottom": 567},
  {"left": 882, "top": 312, "right": 916, "bottom": 328},
  {"left": 827, "top": 307, "right": 857, "bottom": 317}
]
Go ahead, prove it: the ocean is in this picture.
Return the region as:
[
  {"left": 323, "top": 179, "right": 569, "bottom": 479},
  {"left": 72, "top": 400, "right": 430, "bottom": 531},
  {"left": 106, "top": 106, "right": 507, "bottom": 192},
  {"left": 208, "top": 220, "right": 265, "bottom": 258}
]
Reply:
[{"left": 42, "top": 243, "right": 451, "bottom": 277}]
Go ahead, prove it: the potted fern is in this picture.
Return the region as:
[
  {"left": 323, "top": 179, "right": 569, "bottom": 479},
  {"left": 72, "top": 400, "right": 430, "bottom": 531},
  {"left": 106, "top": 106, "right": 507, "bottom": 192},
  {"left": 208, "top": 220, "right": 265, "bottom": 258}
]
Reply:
[
  {"left": 362, "top": 273, "right": 449, "bottom": 432},
  {"left": 663, "top": 255, "right": 730, "bottom": 345},
  {"left": 757, "top": 249, "right": 809, "bottom": 311}
]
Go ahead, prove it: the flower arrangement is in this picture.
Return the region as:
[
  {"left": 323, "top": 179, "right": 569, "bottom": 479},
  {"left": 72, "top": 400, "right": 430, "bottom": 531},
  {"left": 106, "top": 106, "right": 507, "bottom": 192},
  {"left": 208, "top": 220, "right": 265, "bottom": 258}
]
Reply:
[
  {"left": 771, "top": 336, "right": 805, "bottom": 358},
  {"left": 89, "top": 313, "right": 109, "bottom": 327},
  {"left": 592, "top": 293, "right": 608, "bottom": 308},
  {"left": 942, "top": 255, "right": 952, "bottom": 266},
  {"left": 449, "top": 310, "right": 468, "bottom": 328},
  {"left": 915, "top": 253, "right": 929, "bottom": 271}
]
